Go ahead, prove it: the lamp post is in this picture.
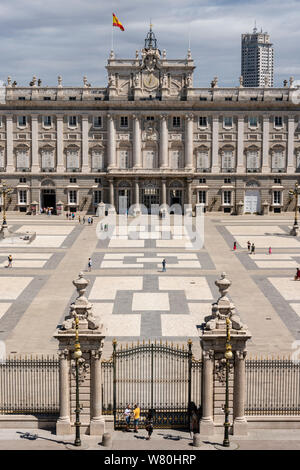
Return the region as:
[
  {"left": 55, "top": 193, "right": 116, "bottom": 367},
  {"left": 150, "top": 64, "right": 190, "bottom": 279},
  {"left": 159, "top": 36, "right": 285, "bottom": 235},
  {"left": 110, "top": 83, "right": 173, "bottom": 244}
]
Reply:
[
  {"left": 289, "top": 182, "right": 300, "bottom": 236},
  {"left": 0, "top": 180, "right": 13, "bottom": 228},
  {"left": 73, "top": 315, "right": 82, "bottom": 447},
  {"left": 223, "top": 317, "right": 233, "bottom": 448}
]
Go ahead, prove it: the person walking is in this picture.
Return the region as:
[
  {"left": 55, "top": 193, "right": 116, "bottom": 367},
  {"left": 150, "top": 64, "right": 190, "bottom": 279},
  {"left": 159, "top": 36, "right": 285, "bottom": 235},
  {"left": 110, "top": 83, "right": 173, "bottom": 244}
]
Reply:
[
  {"left": 82, "top": 216, "right": 86, "bottom": 224},
  {"left": 78, "top": 214, "right": 81, "bottom": 224},
  {"left": 88, "top": 258, "right": 92, "bottom": 272},
  {"left": 233, "top": 241, "right": 237, "bottom": 251},
  {"left": 295, "top": 268, "right": 300, "bottom": 281},
  {"left": 251, "top": 242, "right": 255, "bottom": 255},
  {"left": 133, "top": 404, "right": 140, "bottom": 433},
  {"left": 247, "top": 241, "right": 251, "bottom": 252},
  {"left": 269, "top": 246, "right": 272, "bottom": 255},
  {"left": 7, "top": 255, "right": 12, "bottom": 268},
  {"left": 91, "top": 217, "right": 94, "bottom": 225},
  {"left": 124, "top": 404, "right": 131, "bottom": 432},
  {"left": 162, "top": 258, "right": 166, "bottom": 272},
  {"left": 145, "top": 410, "right": 154, "bottom": 440}
]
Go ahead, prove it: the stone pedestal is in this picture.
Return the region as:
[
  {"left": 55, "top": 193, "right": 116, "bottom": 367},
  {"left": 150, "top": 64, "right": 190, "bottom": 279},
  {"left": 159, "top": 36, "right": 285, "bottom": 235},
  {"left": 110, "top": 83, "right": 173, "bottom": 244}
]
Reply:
[
  {"left": 54, "top": 272, "right": 106, "bottom": 437},
  {"left": 96, "top": 202, "right": 106, "bottom": 217},
  {"left": 199, "top": 273, "right": 251, "bottom": 437},
  {"left": 236, "top": 201, "right": 244, "bottom": 216},
  {"left": 290, "top": 224, "right": 299, "bottom": 236},
  {"left": 262, "top": 201, "right": 269, "bottom": 215}
]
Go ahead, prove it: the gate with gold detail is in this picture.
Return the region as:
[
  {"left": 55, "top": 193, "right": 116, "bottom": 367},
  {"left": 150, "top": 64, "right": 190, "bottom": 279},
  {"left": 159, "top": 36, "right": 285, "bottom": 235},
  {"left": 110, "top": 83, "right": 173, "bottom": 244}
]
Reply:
[{"left": 101, "top": 339, "right": 202, "bottom": 429}]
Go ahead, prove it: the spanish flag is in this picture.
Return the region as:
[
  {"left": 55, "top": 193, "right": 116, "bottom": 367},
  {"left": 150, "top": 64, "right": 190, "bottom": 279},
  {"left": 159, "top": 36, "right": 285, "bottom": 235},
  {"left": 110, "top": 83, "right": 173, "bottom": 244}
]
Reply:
[{"left": 112, "top": 13, "right": 125, "bottom": 31}]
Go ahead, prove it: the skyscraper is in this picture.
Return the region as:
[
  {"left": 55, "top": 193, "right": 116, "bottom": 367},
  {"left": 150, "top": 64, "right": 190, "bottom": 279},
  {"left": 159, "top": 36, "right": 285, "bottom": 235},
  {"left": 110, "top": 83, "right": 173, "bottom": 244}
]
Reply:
[{"left": 241, "top": 27, "right": 274, "bottom": 87}]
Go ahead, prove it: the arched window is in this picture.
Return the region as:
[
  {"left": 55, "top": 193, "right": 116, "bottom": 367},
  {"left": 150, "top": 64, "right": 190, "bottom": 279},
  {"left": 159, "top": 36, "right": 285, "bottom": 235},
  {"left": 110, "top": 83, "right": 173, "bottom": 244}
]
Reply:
[
  {"left": 222, "top": 149, "right": 234, "bottom": 171},
  {"left": 246, "top": 149, "right": 259, "bottom": 171},
  {"left": 16, "top": 148, "right": 29, "bottom": 170},
  {"left": 144, "top": 150, "right": 156, "bottom": 169},
  {"left": 66, "top": 149, "right": 79, "bottom": 170},
  {"left": 119, "top": 150, "right": 129, "bottom": 169},
  {"left": 41, "top": 149, "right": 54, "bottom": 169},
  {"left": 92, "top": 149, "right": 104, "bottom": 170},
  {"left": 170, "top": 150, "right": 181, "bottom": 169},
  {"left": 196, "top": 149, "right": 209, "bottom": 171},
  {"left": 272, "top": 148, "right": 285, "bottom": 171}
]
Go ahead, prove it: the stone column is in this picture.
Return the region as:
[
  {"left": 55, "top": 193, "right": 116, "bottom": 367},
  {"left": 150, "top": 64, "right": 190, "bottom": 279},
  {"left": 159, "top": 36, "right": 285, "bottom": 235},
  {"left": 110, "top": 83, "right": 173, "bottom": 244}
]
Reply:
[
  {"left": 211, "top": 116, "right": 219, "bottom": 173},
  {"left": 185, "top": 114, "right": 194, "bottom": 170},
  {"left": 56, "top": 349, "right": 71, "bottom": 434},
  {"left": 187, "top": 178, "right": 192, "bottom": 205},
  {"left": 6, "top": 115, "right": 14, "bottom": 172},
  {"left": 107, "top": 114, "right": 116, "bottom": 169},
  {"left": 236, "top": 116, "right": 244, "bottom": 173},
  {"left": 287, "top": 116, "right": 295, "bottom": 174},
  {"left": 135, "top": 179, "right": 140, "bottom": 205},
  {"left": 82, "top": 115, "right": 89, "bottom": 173},
  {"left": 199, "top": 349, "right": 214, "bottom": 435},
  {"left": 31, "top": 115, "right": 39, "bottom": 172},
  {"left": 262, "top": 115, "right": 270, "bottom": 173},
  {"left": 90, "top": 350, "right": 105, "bottom": 435},
  {"left": 109, "top": 179, "right": 114, "bottom": 207},
  {"left": 160, "top": 115, "right": 169, "bottom": 169},
  {"left": 161, "top": 179, "right": 167, "bottom": 205},
  {"left": 233, "top": 350, "right": 248, "bottom": 435},
  {"left": 56, "top": 115, "right": 64, "bottom": 173},
  {"left": 133, "top": 115, "right": 142, "bottom": 169}
]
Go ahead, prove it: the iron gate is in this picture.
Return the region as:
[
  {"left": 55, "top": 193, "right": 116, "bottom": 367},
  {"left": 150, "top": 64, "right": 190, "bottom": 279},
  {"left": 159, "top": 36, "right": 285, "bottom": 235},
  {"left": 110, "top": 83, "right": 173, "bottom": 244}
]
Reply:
[{"left": 111, "top": 340, "right": 194, "bottom": 429}]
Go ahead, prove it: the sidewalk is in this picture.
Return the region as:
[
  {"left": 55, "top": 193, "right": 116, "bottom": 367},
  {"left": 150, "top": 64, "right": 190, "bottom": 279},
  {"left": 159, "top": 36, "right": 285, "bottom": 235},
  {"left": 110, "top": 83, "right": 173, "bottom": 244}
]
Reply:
[{"left": 0, "top": 428, "right": 300, "bottom": 450}]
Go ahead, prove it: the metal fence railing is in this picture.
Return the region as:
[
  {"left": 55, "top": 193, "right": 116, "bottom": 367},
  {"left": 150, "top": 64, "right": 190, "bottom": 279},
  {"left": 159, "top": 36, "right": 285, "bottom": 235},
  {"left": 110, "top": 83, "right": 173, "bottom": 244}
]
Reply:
[
  {"left": 0, "top": 356, "right": 59, "bottom": 415},
  {"left": 245, "top": 359, "right": 300, "bottom": 416}
]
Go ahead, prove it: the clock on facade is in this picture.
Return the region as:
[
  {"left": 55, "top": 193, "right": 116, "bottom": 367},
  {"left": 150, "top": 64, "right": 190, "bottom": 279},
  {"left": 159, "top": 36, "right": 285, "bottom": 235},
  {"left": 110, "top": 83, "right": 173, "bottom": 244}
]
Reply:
[{"left": 143, "top": 73, "right": 159, "bottom": 89}]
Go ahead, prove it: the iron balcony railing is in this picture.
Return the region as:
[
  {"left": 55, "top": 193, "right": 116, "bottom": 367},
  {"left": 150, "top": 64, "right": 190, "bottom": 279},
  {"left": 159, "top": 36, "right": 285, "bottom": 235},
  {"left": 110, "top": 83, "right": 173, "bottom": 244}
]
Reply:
[
  {"left": 271, "top": 168, "right": 286, "bottom": 173},
  {"left": 196, "top": 167, "right": 211, "bottom": 173},
  {"left": 221, "top": 168, "right": 235, "bottom": 173},
  {"left": 246, "top": 168, "right": 261, "bottom": 173}
]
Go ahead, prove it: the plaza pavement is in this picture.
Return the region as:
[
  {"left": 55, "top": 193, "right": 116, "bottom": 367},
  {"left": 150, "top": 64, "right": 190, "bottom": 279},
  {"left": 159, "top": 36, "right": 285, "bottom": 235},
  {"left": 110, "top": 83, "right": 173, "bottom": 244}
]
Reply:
[
  {"left": 0, "top": 427, "right": 299, "bottom": 450},
  {"left": 0, "top": 212, "right": 299, "bottom": 358}
]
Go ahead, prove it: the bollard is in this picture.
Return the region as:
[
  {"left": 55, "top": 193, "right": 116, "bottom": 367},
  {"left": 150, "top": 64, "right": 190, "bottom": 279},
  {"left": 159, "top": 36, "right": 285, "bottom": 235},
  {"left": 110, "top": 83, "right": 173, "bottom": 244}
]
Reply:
[
  {"left": 193, "top": 433, "right": 201, "bottom": 447},
  {"left": 102, "top": 432, "right": 112, "bottom": 447}
]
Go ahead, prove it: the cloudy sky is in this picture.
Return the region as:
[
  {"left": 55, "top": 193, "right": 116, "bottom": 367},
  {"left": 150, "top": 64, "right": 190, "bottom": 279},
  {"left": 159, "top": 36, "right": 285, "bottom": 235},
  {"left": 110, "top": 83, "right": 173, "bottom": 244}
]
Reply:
[{"left": 0, "top": 0, "right": 299, "bottom": 88}]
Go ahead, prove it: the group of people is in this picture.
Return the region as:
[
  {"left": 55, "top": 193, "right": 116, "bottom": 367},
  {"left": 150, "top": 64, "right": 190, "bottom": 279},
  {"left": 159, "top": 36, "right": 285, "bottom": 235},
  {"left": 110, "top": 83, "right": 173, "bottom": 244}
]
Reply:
[
  {"left": 66, "top": 212, "right": 76, "bottom": 220},
  {"left": 40, "top": 207, "right": 53, "bottom": 216},
  {"left": 247, "top": 241, "right": 256, "bottom": 254},
  {"left": 124, "top": 404, "right": 153, "bottom": 440}
]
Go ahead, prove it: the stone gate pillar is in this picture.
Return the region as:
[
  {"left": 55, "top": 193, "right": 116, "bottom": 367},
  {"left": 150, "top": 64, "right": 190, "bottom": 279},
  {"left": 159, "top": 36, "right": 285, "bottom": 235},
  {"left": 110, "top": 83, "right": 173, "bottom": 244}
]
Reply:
[
  {"left": 54, "top": 272, "right": 106, "bottom": 436},
  {"left": 199, "top": 273, "right": 251, "bottom": 436}
]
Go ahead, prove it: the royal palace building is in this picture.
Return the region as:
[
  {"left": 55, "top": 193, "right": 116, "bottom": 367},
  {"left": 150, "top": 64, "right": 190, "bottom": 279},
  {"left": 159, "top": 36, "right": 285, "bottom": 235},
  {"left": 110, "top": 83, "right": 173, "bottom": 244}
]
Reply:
[{"left": 0, "top": 27, "right": 300, "bottom": 215}]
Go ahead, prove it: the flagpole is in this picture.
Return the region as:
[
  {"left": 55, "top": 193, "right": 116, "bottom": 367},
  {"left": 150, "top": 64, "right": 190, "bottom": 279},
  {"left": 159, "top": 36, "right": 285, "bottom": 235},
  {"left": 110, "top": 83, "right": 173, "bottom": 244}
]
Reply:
[{"left": 111, "top": 24, "right": 114, "bottom": 52}]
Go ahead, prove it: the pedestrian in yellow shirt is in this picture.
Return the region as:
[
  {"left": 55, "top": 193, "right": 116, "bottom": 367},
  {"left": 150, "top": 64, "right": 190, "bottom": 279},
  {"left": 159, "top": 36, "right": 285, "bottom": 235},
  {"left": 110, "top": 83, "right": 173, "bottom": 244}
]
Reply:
[{"left": 133, "top": 404, "right": 140, "bottom": 433}]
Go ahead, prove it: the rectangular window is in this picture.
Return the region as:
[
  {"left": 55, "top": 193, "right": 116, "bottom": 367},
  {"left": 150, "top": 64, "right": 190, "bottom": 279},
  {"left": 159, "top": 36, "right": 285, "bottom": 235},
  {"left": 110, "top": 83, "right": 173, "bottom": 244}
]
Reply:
[
  {"left": 146, "top": 116, "right": 154, "bottom": 121},
  {"left": 18, "top": 116, "right": 27, "bottom": 127},
  {"left": 19, "top": 190, "right": 27, "bottom": 204},
  {"left": 0, "top": 150, "right": 4, "bottom": 169},
  {"left": 198, "top": 191, "right": 206, "bottom": 204},
  {"left": 92, "top": 151, "right": 103, "bottom": 170},
  {"left": 95, "top": 178, "right": 101, "bottom": 183},
  {"left": 67, "top": 150, "right": 80, "bottom": 169},
  {"left": 16, "top": 150, "right": 29, "bottom": 169},
  {"left": 197, "top": 150, "right": 209, "bottom": 170},
  {"left": 222, "top": 150, "right": 234, "bottom": 170},
  {"left": 93, "top": 116, "right": 102, "bottom": 128},
  {"left": 43, "top": 116, "right": 52, "bottom": 127},
  {"left": 272, "top": 150, "right": 285, "bottom": 170},
  {"left": 249, "top": 116, "right": 258, "bottom": 127},
  {"left": 69, "top": 190, "right": 77, "bottom": 204},
  {"left": 199, "top": 178, "right": 206, "bottom": 183},
  {"left": 247, "top": 150, "right": 259, "bottom": 170},
  {"left": 70, "top": 177, "right": 77, "bottom": 183},
  {"left": 274, "top": 116, "right": 283, "bottom": 127},
  {"left": 223, "top": 191, "right": 231, "bottom": 205},
  {"left": 41, "top": 150, "right": 54, "bottom": 169},
  {"left": 172, "top": 116, "right": 181, "bottom": 127},
  {"left": 119, "top": 150, "right": 129, "bottom": 169},
  {"left": 93, "top": 190, "right": 102, "bottom": 204},
  {"left": 145, "top": 150, "right": 155, "bottom": 169},
  {"left": 224, "top": 116, "right": 233, "bottom": 127},
  {"left": 120, "top": 116, "right": 128, "bottom": 128},
  {"left": 69, "top": 97, "right": 76, "bottom": 101},
  {"left": 69, "top": 116, "right": 77, "bottom": 127},
  {"left": 273, "top": 191, "right": 281, "bottom": 205},
  {"left": 171, "top": 150, "right": 181, "bottom": 169},
  {"left": 43, "top": 97, "right": 51, "bottom": 101},
  {"left": 19, "top": 177, "right": 26, "bottom": 183},
  {"left": 199, "top": 116, "right": 207, "bottom": 127}
]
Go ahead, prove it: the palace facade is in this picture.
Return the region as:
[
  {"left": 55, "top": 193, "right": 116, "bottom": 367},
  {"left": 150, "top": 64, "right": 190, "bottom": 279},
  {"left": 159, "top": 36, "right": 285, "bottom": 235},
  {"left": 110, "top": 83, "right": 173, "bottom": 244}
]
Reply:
[{"left": 0, "top": 27, "right": 300, "bottom": 215}]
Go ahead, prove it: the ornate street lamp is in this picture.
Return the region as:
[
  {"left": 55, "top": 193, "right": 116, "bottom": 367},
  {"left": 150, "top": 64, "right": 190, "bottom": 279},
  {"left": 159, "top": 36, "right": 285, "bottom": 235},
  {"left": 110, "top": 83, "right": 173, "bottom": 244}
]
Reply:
[
  {"left": 0, "top": 180, "right": 13, "bottom": 228},
  {"left": 223, "top": 317, "right": 233, "bottom": 448},
  {"left": 73, "top": 315, "right": 82, "bottom": 447},
  {"left": 288, "top": 182, "right": 300, "bottom": 236}
]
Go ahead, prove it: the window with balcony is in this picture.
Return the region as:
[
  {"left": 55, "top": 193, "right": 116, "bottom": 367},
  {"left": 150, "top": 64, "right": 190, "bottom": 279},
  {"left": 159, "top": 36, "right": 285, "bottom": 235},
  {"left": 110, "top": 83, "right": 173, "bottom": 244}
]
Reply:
[
  {"left": 246, "top": 150, "right": 260, "bottom": 172},
  {"left": 272, "top": 149, "right": 285, "bottom": 172},
  {"left": 223, "top": 190, "right": 232, "bottom": 205},
  {"left": 222, "top": 150, "right": 234, "bottom": 172},
  {"left": 16, "top": 150, "right": 29, "bottom": 170},
  {"left": 41, "top": 150, "right": 55, "bottom": 171},
  {"left": 196, "top": 150, "right": 209, "bottom": 171},
  {"left": 144, "top": 150, "right": 155, "bottom": 169},
  {"left": 66, "top": 150, "right": 80, "bottom": 170},
  {"left": 170, "top": 150, "right": 181, "bottom": 169},
  {"left": 92, "top": 150, "right": 104, "bottom": 171},
  {"left": 119, "top": 150, "right": 129, "bottom": 169}
]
